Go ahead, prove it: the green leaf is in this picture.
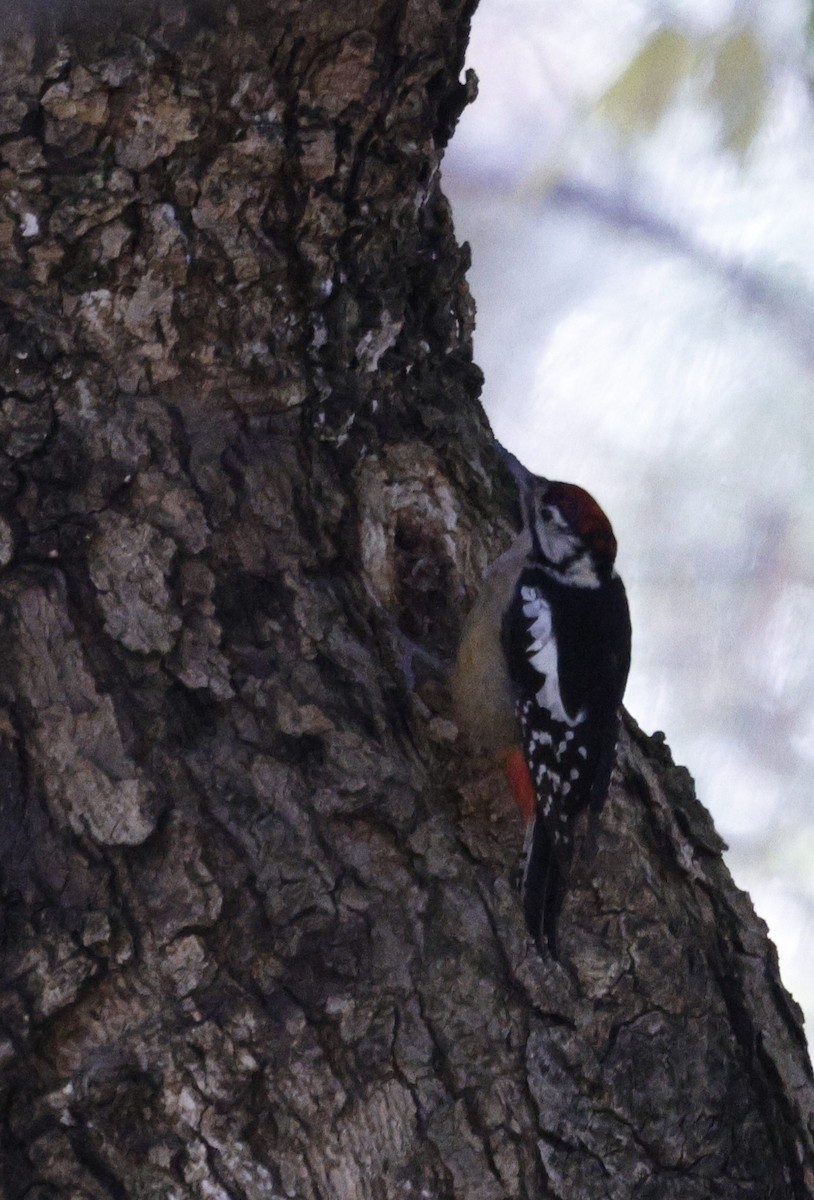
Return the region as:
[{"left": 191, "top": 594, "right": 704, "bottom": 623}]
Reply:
[
  {"left": 708, "top": 28, "right": 768, "bottom": 157},
  {"left": 599, "top": 28, "right": 695, "bottom": 137}
]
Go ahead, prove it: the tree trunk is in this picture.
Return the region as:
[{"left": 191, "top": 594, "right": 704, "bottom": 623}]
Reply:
[{"left": 0, "top": 3, "right": 812, "bottom": 1198}]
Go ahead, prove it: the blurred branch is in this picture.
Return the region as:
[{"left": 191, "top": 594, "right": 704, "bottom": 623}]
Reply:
[{"left": 550, "top": 177, "right": 814, "bottom": 368}]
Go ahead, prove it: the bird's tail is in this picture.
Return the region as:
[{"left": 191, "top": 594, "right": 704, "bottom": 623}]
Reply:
[{"left": 521, "top": 816, "right": 568, "bottom": 958}]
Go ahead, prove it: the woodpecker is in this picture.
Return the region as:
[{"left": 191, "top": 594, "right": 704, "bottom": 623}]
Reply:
[{"left": 453, "top": 473, "right": 631, "bottom": 956}]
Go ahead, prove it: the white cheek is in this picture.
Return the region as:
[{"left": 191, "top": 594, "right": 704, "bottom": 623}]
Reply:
[
  {"left": 556, "top": 555, "right": 601, "bottom": 588},
  {"left": 538, "top": 524, "right": 578, "bottom": 565}
]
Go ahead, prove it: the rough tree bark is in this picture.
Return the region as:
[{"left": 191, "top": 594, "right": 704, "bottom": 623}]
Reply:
[{"left": 0, "top": 3, "right": 812, "bottom": 1198}]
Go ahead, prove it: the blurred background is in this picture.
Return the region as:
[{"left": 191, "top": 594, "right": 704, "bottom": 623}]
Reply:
[{"left": 443, "top": 0, "right": 814, "bottom": 1032}]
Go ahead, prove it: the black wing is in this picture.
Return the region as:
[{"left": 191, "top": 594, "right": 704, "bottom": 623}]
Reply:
[{"left": 502, "top": 567, "right": 631, "bottom": 953}]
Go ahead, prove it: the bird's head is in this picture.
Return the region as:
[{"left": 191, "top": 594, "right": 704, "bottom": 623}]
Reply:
[{"left": 524, "top": 476, "right": 618, "bottom": 586}]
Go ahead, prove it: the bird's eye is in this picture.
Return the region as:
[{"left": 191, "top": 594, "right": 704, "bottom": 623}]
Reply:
[{"left": 540, "top": 505, "right": 555, "bottom": 521}]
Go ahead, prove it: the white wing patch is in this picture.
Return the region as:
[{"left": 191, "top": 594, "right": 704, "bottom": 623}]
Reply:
[{"left": 520, "top": 586, "right": 585, "bottom": 728}]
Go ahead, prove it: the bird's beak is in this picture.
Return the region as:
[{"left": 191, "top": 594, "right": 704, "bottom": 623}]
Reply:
[{"left": 495, "top": 443, "right": 539, "bottom": 492}]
